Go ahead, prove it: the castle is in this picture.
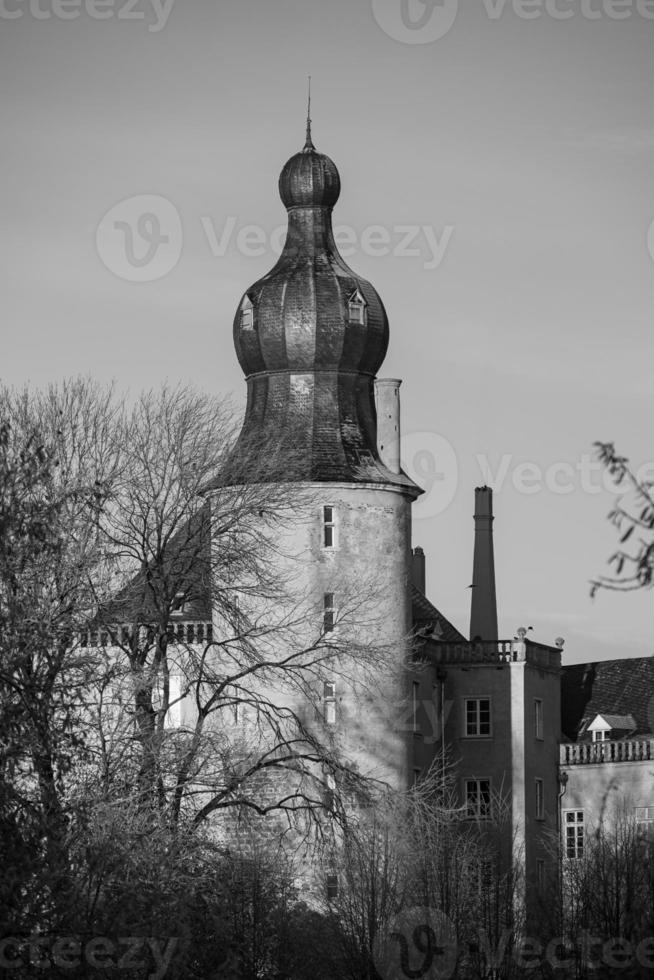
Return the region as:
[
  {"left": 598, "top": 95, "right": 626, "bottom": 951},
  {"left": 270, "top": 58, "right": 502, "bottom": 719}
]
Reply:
[{"left": 91, "top": 115, "right": 654, "bottom": 931}]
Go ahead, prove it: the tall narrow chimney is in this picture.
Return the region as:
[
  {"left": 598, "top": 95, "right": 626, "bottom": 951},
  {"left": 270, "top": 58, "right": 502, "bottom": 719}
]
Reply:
[
  {"left": 469, "top": 486, "right": 498, "bottom": 642},
  {"left": 374, "top": 378, "right": 401, "bottom": 474},
  {"left": 412, "top": 546, "right": 426, "bottom": 593}
]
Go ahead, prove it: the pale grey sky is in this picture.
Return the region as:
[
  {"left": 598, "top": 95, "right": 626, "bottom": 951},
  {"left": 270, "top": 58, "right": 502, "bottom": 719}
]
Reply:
[{"left": 2, "top": 0, "right": 654, "bottom": 663}]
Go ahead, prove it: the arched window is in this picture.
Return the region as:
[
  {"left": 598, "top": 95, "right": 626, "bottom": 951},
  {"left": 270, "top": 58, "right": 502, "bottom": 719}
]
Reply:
[
  {"left": 240, "top": 295, "right": 254, "bottom": 329},
  {"left": 348, "top": 289, "right": 367, "bottom": 325}
]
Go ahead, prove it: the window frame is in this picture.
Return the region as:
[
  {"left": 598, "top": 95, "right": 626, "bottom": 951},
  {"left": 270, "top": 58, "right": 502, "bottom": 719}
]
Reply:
[
  {"left": 347, "top": 290, "right": 367, "bottom": 326},
  {"left": 323, "top": 680, "right": 336, "bottom": 726},
  {"left": 535, "top": 777, "right": 544, "bottom": 820},
  {"left": 463, "top": 697, "right": 492, "bottom": 738},
  {"left": 563, "top": 809, "right": 585, "bottom": 859},
  {"left": 534, "top": 698, "right": 544, "bottom": 740},
  {"left": 464, "top": 777, "right": 492, "bottom": 820},
  {"left": 323, "top": 592, "right": 336, "bottom": 634},
  {"left": 326, "top": 873, "right": 338, "bottom": 901},
  {"left": 412, "top": 680, "right": 420, "bottom": 734},
  {"left": 323, "top": 505, "right": 337, "bottom": 549}
]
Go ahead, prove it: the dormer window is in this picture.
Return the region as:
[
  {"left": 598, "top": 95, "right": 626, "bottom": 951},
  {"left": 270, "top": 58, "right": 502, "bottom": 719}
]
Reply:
[
  {"left": 348, "top": 289, "right": 367, "bottom": 325},
  {"left": 240, "top": 295, "right": 254, "bottom": 330}
]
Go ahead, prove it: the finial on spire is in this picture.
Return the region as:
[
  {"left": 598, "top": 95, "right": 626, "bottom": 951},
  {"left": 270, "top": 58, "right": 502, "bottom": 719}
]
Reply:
[{"left": 304, "top": 75, "right": 315, "bottom": 151}]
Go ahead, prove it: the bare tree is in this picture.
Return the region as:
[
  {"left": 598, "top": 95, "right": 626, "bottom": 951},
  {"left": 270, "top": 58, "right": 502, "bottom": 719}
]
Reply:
[{"left": 592, "top": 442, "right": 654, "bottom": 595}]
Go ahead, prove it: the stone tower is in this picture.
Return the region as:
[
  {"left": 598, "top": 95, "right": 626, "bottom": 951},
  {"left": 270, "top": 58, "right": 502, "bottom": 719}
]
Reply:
[{"left": 212, "top": 120, "right": 421, "bottom": 790}]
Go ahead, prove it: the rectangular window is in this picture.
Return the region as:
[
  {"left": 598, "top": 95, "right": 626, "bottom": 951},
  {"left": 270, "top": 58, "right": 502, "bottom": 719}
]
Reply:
[
  {"left": 635, "top": 806, "right": 654, "bottom": 841},
  {"left": 323, "top": 593, "right": 335, "bottom": 633},
  {"left": 326, "top": 873, "right": 338, "bottom": 901},
  {"left": 324, "top": 681, "right": 336, "bottom": 725},
  {"left": 592, "top": 730, "right": 608, "bottom": 742},
  {"left": 535, "top": 778, "right": 544, "bottom": 820},
  {"left": 323, "top": 506, "right": 336, "bottom": 548},
  {"left": 465, "top": 698, "right": 491, "bottom": 737},
  {"left": 564, "top": 810, "right": 584, "bottom": 859},
  {"left": 534, "top": 699, "right": 543, "bottom": 740},
  {"left": 465, "top": 778, "right": 491, "bottom": 819},
  {"left": 348, "top": 301, "right": 365, "bottom": 324},
  {"left": 412, "top": 767, "right": 422, "bottom": 788},
  {"left": 412, "top": 681, "right": 420, "bottom": 734},
  {"left": 325, "top": 773, "right": 336, "bottom": 810},
  {"left": 537, "top": 859, "right": 545, "bottom": 892},
  {"left": 167, "top": 673, "right": 182, "bottom": 728}
]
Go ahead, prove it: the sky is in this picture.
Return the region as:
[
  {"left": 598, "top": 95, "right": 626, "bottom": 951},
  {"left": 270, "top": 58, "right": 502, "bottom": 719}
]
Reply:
[{"left": 2, "top": 0, "right": 654, "bottom": 665}]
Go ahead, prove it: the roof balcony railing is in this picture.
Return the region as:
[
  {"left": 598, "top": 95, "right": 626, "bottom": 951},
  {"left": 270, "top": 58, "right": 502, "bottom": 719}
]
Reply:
[
  {"left": 427, "top": 639, "right": 561, "bottom": 670},
  {"left": 560, "top": 739, "right": 654, "bottom": 765},
  {"left": 79, "top": 621, "right": 213, "bottom": 648}
]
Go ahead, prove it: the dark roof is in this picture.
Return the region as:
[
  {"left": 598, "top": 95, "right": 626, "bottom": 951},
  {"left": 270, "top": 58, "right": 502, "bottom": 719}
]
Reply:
[
  {"left": 561, "top": 656, "right": 654, "bottom": 740},
  {"left": 411, "top": 586, "right": 466, "bottom": 643}
]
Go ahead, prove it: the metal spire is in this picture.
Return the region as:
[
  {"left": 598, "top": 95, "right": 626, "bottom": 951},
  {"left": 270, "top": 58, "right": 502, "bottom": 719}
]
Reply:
[{"left": 304, "top": 75, "right": 315, "bottom": 150}]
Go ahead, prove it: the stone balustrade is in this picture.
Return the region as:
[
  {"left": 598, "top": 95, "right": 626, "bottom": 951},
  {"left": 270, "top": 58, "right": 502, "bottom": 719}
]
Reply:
[
  {"left": 426, "top": 639, "right": 561, "bottom": 671},
  {"left": 79, "top": 621, "right": 213, "bottom": 648},
  {"left": 560, "top": 739, "right": 654, "bottom": 765}
]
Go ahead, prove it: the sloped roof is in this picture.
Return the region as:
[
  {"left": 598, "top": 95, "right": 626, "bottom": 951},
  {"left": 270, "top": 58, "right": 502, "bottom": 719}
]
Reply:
[
  {"left": 411, "top": 586, "right": 466, "bottom": 643},
  {"left": 561, "top": 656, "right": 654, "bottom": 741},
  {"left": 589, "top": 713, "right": 636, "bottom": 731}
]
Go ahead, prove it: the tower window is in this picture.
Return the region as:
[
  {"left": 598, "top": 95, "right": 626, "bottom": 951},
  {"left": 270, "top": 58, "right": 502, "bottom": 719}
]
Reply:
[
  {"left": 348, "top": 289, "right": 367, "bottom": 325},
  {"left": 326, "top": 873, "right": 338, "bottom": 901},
  {"left": 323, "top": 506, "right": 336, "bottom": 548},
  {"left": 534, "top": 699, "right": 544, "bottom": 740},
  {"left": 240, "top": 295, "right": 254, "bottom": 330},
  {"left": 323, "top": 681, "right": 336, "bottom": 725},
  {"left": 323, "top": 593, "right": 335, "bottom": 633},
  {"left": 535, "top": 778, "right": 544, "bottom": 820},
  {"left": 412, "top": 681, "right": 420, "bottom": 734}
]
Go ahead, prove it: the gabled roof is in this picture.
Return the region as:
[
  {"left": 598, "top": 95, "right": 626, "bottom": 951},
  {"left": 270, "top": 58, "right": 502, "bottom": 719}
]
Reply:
[
  {"left": 561, "top": 656, "right": 654, "bottom": 741},
  {"left": 588, "top": 713, "right": 636, "bottom": 732},
  {"left": 411, "top": 585, "right": 466, "bottom": 643}
]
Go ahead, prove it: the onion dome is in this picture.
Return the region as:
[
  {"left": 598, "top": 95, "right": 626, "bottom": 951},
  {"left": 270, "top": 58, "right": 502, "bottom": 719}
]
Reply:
[{"left": 215, "top": 119, "right": 418, "bottom": 494}]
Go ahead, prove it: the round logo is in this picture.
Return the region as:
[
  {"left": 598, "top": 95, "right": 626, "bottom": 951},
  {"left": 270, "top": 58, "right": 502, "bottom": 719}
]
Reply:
[
  {"left": 96, "top": 194, "right": 183, "bottom": 282},
  {"left": 401, "top": 431, "right": 458, "bottom": 518},
  {"left": 373, "top": 906, "right": 458, "bottom": 980},
  {"left": 371, "top": 0, "right": 459, "bottom": 44}
]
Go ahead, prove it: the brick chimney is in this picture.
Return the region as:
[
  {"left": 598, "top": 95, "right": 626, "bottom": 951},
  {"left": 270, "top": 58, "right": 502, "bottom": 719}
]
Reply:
[{"left": 469, "top": 486, "right": 498, "bottom": 641}]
